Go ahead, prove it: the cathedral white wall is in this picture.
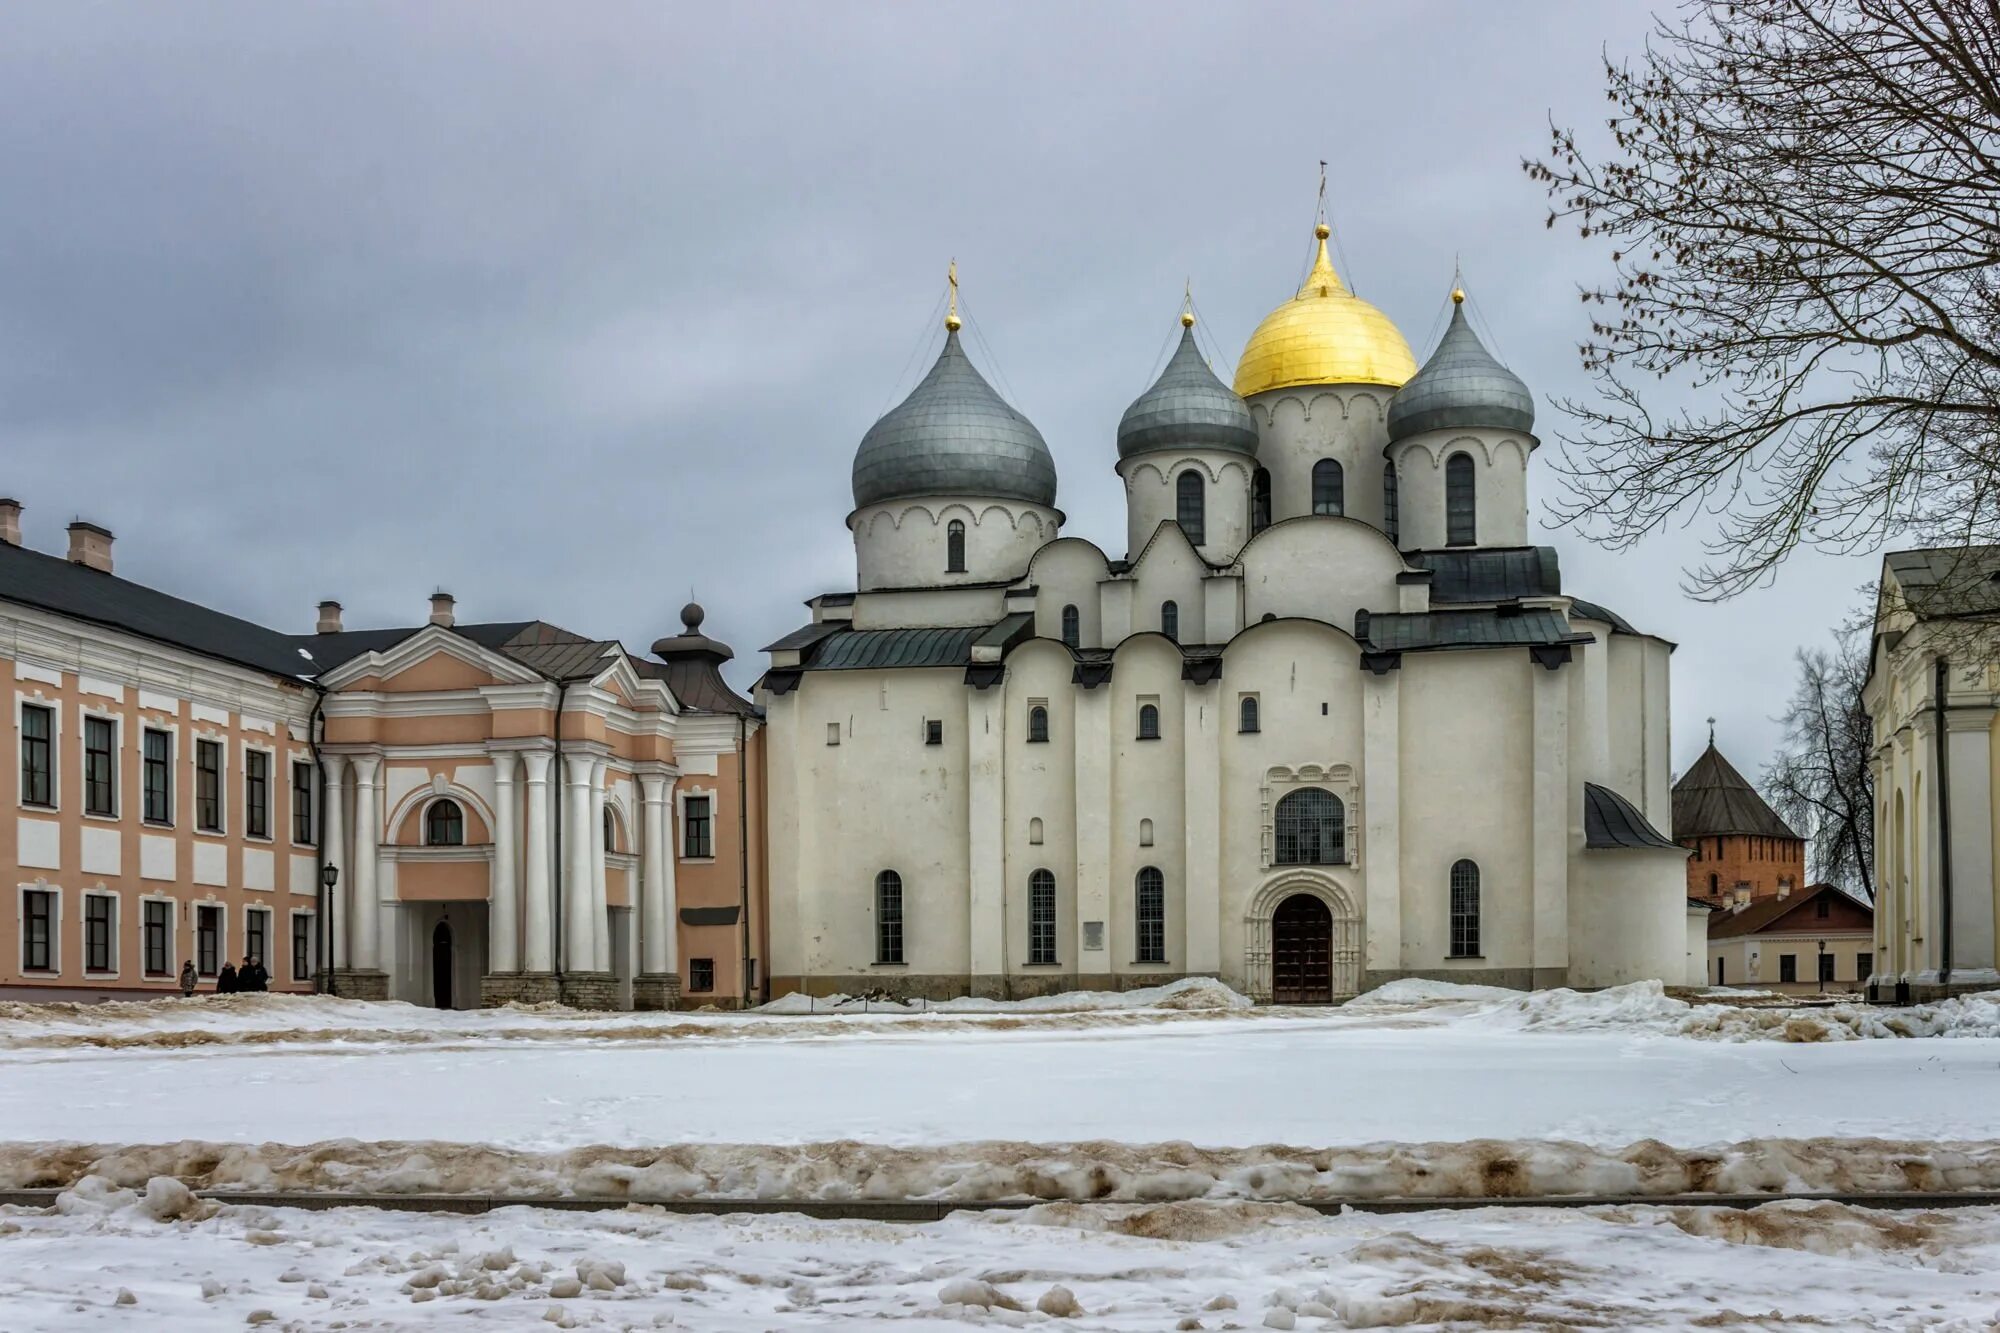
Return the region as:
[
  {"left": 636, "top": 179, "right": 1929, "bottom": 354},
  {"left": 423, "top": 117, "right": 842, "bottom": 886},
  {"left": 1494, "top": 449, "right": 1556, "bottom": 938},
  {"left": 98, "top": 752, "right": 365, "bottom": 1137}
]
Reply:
[
  {"left": 1567, "top": 846, "right": 1695, "bottom": 987},
  {"left": 1385, "top": 431, "right": 1533, "bottom": 550},
  {"left": 1000, "top": 643, "right": 1079, "bottom": 981},
  {"left": 851, "top": 498, "right": 1058, "bottom": 591},
  {"left": 850, "top": 587, "right": 1009, "bottom": 631},
  {"left": 1028, "top": 540, "right": 1111, "bottom": 647},
  {"left": 1247, "top": 387, "right": 1395, "bottom": 530},
  {"left": 1107, "top": 637, "right": 1189, "bottom": 976},
  {"left": 1122, "top": 532, "right": 1209, "bottom": 641},
  {"left": 1239, "top": 518, "right": 1405, "bottom": 634},
  {"left": 1118, "top": 454, "right": 1253, "bottom": 563},
  {"left": 1599, "top": 634, "right": 1676, "bottom": 833}
]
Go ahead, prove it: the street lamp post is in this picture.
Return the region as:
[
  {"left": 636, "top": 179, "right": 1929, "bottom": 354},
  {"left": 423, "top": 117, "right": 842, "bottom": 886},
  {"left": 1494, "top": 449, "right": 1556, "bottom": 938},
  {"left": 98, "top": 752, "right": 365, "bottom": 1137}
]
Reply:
[
  {"left": 1817, "top": 938, "right": 1827, "bottom": 995},
  {"left": 320, "top": 863, "right": 340, "bottom": 996}
]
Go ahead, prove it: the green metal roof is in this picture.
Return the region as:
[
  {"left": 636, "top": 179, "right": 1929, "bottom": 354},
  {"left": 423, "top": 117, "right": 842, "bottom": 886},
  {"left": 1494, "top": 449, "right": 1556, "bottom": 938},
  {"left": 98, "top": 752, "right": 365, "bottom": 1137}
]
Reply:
[{"left": 1359, "top": 607, "right": 1588, "bottom": 653}]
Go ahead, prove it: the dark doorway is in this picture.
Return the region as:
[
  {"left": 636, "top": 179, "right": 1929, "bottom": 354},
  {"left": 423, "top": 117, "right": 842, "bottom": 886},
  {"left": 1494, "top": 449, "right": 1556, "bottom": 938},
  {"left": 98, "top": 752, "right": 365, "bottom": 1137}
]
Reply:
[
  {"left": 1272, "top": 893, "right": 1333, "bottom": 1003},
  {"left": 431, "top": 919, "right": 454, "bottom": 1010}
]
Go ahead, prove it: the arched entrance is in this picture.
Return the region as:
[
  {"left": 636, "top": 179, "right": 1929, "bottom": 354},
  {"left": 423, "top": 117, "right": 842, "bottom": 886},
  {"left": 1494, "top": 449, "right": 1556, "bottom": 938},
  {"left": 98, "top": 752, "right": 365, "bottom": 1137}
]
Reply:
[
  {"left": 431, "top": 919, "right": 454, "bottom": 1010},
  {"left": 1271, "top": 893, "right": 1333, "bottom": 1003}
]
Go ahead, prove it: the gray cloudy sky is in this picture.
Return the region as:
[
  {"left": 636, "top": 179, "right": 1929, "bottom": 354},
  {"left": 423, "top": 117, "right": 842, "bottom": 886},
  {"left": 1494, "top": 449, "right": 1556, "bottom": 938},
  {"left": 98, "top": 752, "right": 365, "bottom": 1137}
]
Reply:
[{"left": 0, "top": 1, "right": 1870, "bottom": 777}]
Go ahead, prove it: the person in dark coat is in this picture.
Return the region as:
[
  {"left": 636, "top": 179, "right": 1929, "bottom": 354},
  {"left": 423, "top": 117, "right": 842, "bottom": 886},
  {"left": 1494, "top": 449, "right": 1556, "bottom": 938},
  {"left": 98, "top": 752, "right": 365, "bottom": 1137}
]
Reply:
[
  {"left": 216, "top": 961, "right": 238, "bottom": 994},
  {"left": 240, "top": 955, "right": 268, "bottom": 993},
  {"left": 178, "top": 961, "right": 197, "bottom": 997}
]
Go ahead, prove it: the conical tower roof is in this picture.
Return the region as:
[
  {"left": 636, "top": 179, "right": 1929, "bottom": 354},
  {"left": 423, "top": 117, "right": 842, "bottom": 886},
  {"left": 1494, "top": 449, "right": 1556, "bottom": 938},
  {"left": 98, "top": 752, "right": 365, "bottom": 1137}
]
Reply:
[
  {"left": 1117, "top": 317, "right": 1258, "bottom": 460},
  {"left": 1671, "top": 743, "right": 1802, "bottom": 840},
  {"left": 851, "top": 327, "right": 1057, "bottom": 510},
  {"left": 1386, "top": 292, "right": 1535, "bottom": 442}
]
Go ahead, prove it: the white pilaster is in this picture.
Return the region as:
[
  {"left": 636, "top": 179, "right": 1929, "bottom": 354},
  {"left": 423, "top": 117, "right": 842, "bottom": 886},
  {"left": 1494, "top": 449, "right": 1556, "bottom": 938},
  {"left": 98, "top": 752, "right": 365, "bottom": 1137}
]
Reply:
[
  {"left": 563, "top": 754, "right": 595, "bottom": 973},
  {"left": 350, "top": 754, "right": 382, "bottom": 971},
  {"left": 321, "top": 753, "right": 348, "bottom": 972},
  {"left": 489, "top": 752, "right": 520, "bottom": 973},
  {"left": 1073, "top": 685, "right": 1113, "bottom": 973},
  {"left": 1182, "top": 682, "right": 1221, "bottom": 974},
  {"left": 590, "top": 757, "right": 611, "bottom": 973},
  {"left": 1945, "top": 709, "right": 1998, "bottom": 980},
  {"left": 1361, "top": 669, "right": 1401, "bottom": 971},
  {"left": 640, "top": 773, "right": 674, "bottom": 975},
  {"left": 967, "top": 686, "right": 1006, "bottom": 986},
  {"left": 521, "top": 750, "right": 555, "bottom": 973},
  {"left": 1531, "top": 661, "right": 1570, "bottom": 980}
]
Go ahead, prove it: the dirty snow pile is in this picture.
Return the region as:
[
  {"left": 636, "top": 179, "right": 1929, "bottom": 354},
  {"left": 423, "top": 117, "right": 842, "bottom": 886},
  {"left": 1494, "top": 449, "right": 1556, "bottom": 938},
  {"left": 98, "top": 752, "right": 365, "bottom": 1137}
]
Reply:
[
  {"left": 758, "top": 975, "right": 1253, "bottom": 1015},
  {"left": 6, "top": 1190, "right": 2000, "bottom": 1331}
]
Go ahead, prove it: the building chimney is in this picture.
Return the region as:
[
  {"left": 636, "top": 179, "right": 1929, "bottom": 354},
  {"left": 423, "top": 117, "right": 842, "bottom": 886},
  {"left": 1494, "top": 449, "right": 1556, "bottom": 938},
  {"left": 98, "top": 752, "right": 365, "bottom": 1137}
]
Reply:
[
  {"left": 316, "top": 600, "right": 343, "bottom": 634},
  {"left": 0, "top": 499, "right": 21, "bottom": 547},
  {"left": 66, "top": 520, "right": 113, "bottom": 574},
  {"left": 428, "top": 591, "right": 455, "bottom": 628}
]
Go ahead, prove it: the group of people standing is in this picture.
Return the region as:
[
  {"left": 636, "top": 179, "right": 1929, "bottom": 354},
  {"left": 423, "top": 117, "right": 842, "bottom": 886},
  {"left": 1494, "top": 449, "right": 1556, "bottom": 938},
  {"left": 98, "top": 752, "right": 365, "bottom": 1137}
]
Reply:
[{"left": 175, "top": 956, "right": 271, "bottom": 997}]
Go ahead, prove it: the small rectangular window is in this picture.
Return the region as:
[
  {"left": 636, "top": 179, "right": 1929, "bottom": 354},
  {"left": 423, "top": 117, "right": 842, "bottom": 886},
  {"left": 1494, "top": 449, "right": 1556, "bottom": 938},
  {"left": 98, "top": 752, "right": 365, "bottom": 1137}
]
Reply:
[
  {"left": 689, "top": 958, "right": 714, "bottom": 992},
  {"left": 84, "top": 895, "right": 114, "bottom": 972},
  {"left": 143, "top": 900, "right": 171, "bottom": 977},
  {"left": 292, "top": 761, "right": 315, "bottom": 844},
  {"left": 924, "top": 719, "right": 943, "bottom": 746},
  {"left": 246, "top": 909, "right": 269, "bottom": 970},
  {"left": 1779, "top": 953, "right": 1798, "bottom": 983},
  {"left": 20, "top": 703, "right": 53, "bottom": 808},
  {"left": 83, "top": 716, "right": 116, "bottom": 816},
  {"left": 1083, "top": 919, "right": 1105, "bottom": 952},
  {"left": 196, "top": 904, "right": 222, "bottom": 975},
  {"left": 683, "top": 796, "right": 713, "bottom": 859},
  {"left": 22, "top": 889, "right": 54, "bottom": 971},
  {"left": 826, "top": 722, "right": 841, "bottom": 746},
  {"left": 143, "top": 729, "right": 173, "bottom": 824},
  {"left": 195, "top": 740, "right": 223, "bottom": 833},
  {"left": 292, "top": 914, "right": 313, "bottom": 982},
  {"left": 1856, "top": 952, "right": 1870, "bottom": 983},
  {"left": 245, "top": 751, "right": 270, "bottom": 839}
]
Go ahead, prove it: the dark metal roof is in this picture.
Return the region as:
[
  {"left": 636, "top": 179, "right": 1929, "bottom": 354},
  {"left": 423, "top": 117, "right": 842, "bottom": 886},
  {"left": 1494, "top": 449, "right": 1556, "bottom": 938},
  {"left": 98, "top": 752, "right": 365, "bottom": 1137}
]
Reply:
[
  {"left": 1671, "top": 743, "right": 1802, "bottom": 841},
  {"left": 1358, "top": 607, "right": 1588, "bottom": 654},
  {"left": 1567, "top": 598, "right": 1636, "bottom": 635},
  {"left": 1883, "top": 546, "right": 2000, "bottom": 619},
  {"left": 972, "top": 612, "right": 1036, "bottom": 653},
  {"left": 1117, "top": 324, "right": 1259, "bottom": 460},
  {"left": 0, "top": 540, "right": 318, "bottom": 681},
  {"left": 1386, "top": 300, "right": 1536, "bottom": 442},
  {"left": 763, "top": 621, "right": 845, "bottom": 654},
  {"left": 807, "top": 624, "right": 987, "bottom": 671},
  {"left": 1404, "top": 547, "right": 1561, "bottom": 603},
  {"left": 1583, "top": 782, "right": 1681, "bottom": 851},
  {"left": 1707, "top": 885, "right": 1872, "bottom": 939},
  {"left": 851, "top": 328, "right": 1057, "bottom": 509}
]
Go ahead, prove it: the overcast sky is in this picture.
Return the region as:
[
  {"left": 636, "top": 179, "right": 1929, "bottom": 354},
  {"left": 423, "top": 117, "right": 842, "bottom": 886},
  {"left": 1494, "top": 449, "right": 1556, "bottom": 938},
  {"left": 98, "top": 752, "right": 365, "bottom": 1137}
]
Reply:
[{"left": 0, "top": 1, "right": 1873, "bottom": 778}]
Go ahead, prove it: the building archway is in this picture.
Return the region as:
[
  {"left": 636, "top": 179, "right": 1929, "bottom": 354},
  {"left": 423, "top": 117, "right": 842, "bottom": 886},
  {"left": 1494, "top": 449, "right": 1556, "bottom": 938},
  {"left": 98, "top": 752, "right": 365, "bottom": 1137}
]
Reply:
[
  {"left": 432, "top": 918, "right": 454, "bottom": 1010},
  {"left": 1243, "top": 872, "right": 1361, "bottom": 1002},
  {"left": 1272, "top": 893, "right": 1333, "bottom": 1003}
]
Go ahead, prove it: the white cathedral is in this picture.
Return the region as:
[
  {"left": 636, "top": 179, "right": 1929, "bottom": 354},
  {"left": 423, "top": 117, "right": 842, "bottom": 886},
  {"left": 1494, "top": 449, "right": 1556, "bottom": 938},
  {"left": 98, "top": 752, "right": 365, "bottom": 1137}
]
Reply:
[{"left": 759, "top": 222, "right": 1704, "bottom": 1002}]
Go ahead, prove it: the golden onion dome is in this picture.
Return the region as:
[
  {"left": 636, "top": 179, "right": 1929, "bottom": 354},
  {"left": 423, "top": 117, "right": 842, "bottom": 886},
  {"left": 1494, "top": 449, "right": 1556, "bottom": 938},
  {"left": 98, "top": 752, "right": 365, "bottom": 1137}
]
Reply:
[{"left": 1232, "top": 225, "right": 1418, "bottom": 396}]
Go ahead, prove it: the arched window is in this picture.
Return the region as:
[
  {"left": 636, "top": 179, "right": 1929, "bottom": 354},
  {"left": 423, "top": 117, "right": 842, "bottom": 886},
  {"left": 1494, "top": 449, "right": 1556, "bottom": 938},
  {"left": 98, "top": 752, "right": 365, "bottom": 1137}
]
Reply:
[
  {"left": 603, "top": 807, "right": 617, "bottom": 853},
  {"left": 946, "top": 520, "right": 966, "bottom": 573},
  {"left": 1176, "top": 470, "right": 1205, "bottom": 545},
  {"left": 1312, "top": 458, "right": 1344, "bottom": 515},
  {"left": 1137, "top": 703, "right": 1160, "bottom": 740},
  {"left": 1383, "top": 461, "right": 1399, "bottom": 543},
  {"left": 1239, "top": 696, "right": 1260, "bottom": 734},
  {"left": 1027, "top": 705, "right": 1049, "bottom": 743},
  {"left": 875, "top": 870, "right": 904, "bottom": 964},
  {"left": 1135, "top": 867, "right": 1166, "bottom": 963},
  {"left": 1274, "top": 788, "right": 1344, "bottom": 865},
  {"left": 1028, "top": 869, "right": 1057, "bottom": 965},
  {"left": 1708, "top": 872, "right": 1719, "bottom": 895},
  {"left": 1251, "top": 467, "right": 1272, "bottom": 533},
  {"left": 1160, "top": 600, "right": 1179, "bottom": 641},
  {"left": 1446, "top": 452, "right": 1476, "bottom": 546},
  {"left": 1138, "top": 817, "right": 1154, "bottom": 847},
  {"left": 1060, "top": 604, "right": 1080, "bottom": 649},
  {"left": 425, "top": 799, "right": 465, "bottom": 847},
  {"left": 1449, "top": 859, "right": 1480, "bottom": 957},
  {"left": 1028, "top": 817, "right": 1044, "bottom": 845}
]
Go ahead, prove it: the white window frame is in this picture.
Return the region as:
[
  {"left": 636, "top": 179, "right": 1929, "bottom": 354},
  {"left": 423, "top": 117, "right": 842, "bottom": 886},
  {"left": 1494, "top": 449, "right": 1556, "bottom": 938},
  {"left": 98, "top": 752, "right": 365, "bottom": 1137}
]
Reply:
[
  {"left": 193, "top": 734, "right": 227, "bottom": 836},
  {"left": 140, "top": 725, "right": 176, "bottom": 828},
  {"left": 240, "top": 741, "right": 277, "bottom": 843},
  {"left": 16, "top": 693, "right": 61, "bottom": 813},
  {"left": 243, "top": 904, "right": 274, "bottom": 972},
  {"left": 139, "top": 893, "right": 179, "bottom": 979},
  {"left": 78, "top": 708, "right": 121, "bottom": 821},
  {"left": 81, "top": 888, "right": 120, "bottom": 978},
  {"left": 288, "top": 908, "right": 317, "bottom": 985},
  {"left": 194, "top": 899, "right": 227, "bottom": 977},
  {"left": 677, "top": 786, "right": 717, "bottom": 862},
  {"left": 18, "top": 882, "right": 61, "bottom": 975}
]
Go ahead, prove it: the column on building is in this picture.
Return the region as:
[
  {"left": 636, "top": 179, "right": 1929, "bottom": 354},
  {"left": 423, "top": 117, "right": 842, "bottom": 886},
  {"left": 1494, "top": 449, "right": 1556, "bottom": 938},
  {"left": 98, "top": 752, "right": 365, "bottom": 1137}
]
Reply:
[
  {"left": 488, "top": 751, "right": 520, "bottom": 973},
  {"left": 563, "top": 753, "right": 596, "bottom": 974},
  {"left": 321, "top": 754, "right": 349, "bottom": 972},
  {"left": 1360, "top": 668, "right": 1401, "bottom": 980},
  {"left": 1909, "top": 717, "right": 1939, "bottom": 979},
  {"left": 1944, "top": 707, "right": 1999, "bottom": 984},
  {"left": 1072, "top": 682, "right": 1113, "bottom": 985},
  {"left": 1530, "top": 658, "right": 1572, "bottom": 988},
  {"left": 521, "top": 749, "right": 556, "bottom": 974},
  {"left": 590, "top": 757, "right": 611, "bottom": 974},
  {"left": 966, "top": 684, "right": 1006, "bottom": 996},
  {"left": 638, "top": 771, "right": 677, "bottom": 982},
  {"left": 1181, "top": 679, "right": 1222, "bottom": 976},
  {"left": 351, "top": 754, "right": 382, "bottom": 974}
]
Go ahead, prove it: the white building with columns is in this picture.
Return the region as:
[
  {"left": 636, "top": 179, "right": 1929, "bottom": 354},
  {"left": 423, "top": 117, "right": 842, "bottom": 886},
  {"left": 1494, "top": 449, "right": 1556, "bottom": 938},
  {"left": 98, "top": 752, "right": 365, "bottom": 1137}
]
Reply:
[
  {"left": 760, "top": 224, "right": 1700, "bottom": 1002},
  {"left": 1864, "top": 548, "right": 2000, "bottom": 1000}
]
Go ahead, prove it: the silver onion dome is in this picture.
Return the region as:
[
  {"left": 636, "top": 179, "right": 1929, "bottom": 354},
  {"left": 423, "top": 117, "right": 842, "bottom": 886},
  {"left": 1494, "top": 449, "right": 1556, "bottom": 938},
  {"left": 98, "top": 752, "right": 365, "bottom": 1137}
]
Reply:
[
  {"left": 851, "top": 329, "right": 1058, "bottom": 509},
  {"left": 1116, "top": 321, "right": 1259, "bottom": 460},
  {"left": 1386, "top": 295, "right": 1535, "bottom": 442}
]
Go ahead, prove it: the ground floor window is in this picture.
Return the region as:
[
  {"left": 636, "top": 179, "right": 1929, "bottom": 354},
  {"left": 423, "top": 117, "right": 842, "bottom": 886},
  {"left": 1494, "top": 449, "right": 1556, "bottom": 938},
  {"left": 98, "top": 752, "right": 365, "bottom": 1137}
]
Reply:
[
  {"left": 1715, "top": 956, "right": 1724, "bottom": 986},
  {"left": 1778, "top": 953, "right": 1797, "bottom": 983},
  {"left": 197, "top": 905, "right": 222, "bottom": 976},
  {"left": 1856, "top": 952, "right": 1871, "bottom": 982},
  {"left": 292, "top": 914, "right": 314, "bottom": 983},
  {"left": 1028, "top": 869, "right": 1056, "bottom": 965},
  {"left": 1818, "top": 951, "right": 1836, "bottom": 983},
  {"left": 84, "top": 894, "right": 114, "bottom": 973},
  {"left": 21, "top": 889, "right": 53, "bottom": 972},
  {"left": 246, "top": 909, "right": 270, "bottom": 972},
  {"left": 1135, "top": 867, "right": 1165, "bottom": 963},
  {"left": 876, "top": 870, "right": 904, "bottom": 964},
  {"left": 143, "top": 901, "right": 171, "bottom": 977},
  {"left": 1449, "top": 860, "right": 1481, "bottom": 958},
  {"left": 689, "top": 958, "right": 714, "bottom": 993}
]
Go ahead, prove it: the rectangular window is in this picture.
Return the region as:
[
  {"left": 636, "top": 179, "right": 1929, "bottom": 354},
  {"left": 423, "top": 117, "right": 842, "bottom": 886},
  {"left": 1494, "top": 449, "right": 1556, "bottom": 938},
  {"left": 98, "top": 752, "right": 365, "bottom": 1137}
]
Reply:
[
  {"left": 245, "top": 750, "right": 270, "bottom": 839},
  {"left": 1818, "top": 951, "right": 1836, "bottom": 983},
  {"left": 84, "top": 895, "right": 114, "bottom": 972},
  {"left": 1135, "top": 870, "right": 1166, "bottom": 964},
  {"left": 826, "top": 722, "right": 841, "bottom": 746},
  {"left": 924, "top": 719, "right": 943, "bottom": 746},
  {"left": 20, "top": 703, "right": 52, "bottom": 807},
  {"left": 689, "top": 958, "right": 714, "bottom": 993},
  {"left": 683, "top": 796, "right": 713, "bottom": 859},
  {"left": 143, "top": 900, "right": 171, "bottom": 977},
  {"left": 22, "top": 889, "right": 53, "bottom": 971},
  {"left": 246, "top": 909, "right": 269, "bottom": 970},
  {"left": 83, "top": 716, "right": 115, "bottom": 816},
  {"left": 1779, "top": 953, "right": 1798, "bottom": 983},
  {"left": 291, "top": 761, "right": 314, "bottom": 844},
  {"left": 1715, "top": 956, "right": 1725, "bottom": 986},
  {"left": 1856, "top": 952, "right": 1871, "bottom": 982},
  {"left": 292, "top": 914, "right": 313, "bottom": 982},
  {"left": 143, "top": 729, "right": 173, "bottom": 824},
  {"left": 1028, "top": 871, "right": 1057, "bottom": 965},
  {"left": 195, "top": 740, "right": 222, "bottom": 832},
  {"left": 197, "top": 904, "right": 221, "bottom": 976}
]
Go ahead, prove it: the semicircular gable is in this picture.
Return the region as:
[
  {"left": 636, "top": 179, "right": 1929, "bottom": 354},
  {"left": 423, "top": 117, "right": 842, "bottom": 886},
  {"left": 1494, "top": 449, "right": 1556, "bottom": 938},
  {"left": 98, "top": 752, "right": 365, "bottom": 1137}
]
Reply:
[{"left": 1238, "top": 518, "right": 1405, "bottom": 633}]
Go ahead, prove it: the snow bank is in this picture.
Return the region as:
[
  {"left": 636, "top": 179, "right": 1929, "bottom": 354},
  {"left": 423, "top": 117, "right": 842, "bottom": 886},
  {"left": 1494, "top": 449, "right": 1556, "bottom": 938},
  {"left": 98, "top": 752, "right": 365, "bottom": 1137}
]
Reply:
[
  {"left": 759, "top": 976, "right": 1252, "bottom": 1015},
  {"left": 8, "top": 1134, "right": 2000, "bottom": 1203}
]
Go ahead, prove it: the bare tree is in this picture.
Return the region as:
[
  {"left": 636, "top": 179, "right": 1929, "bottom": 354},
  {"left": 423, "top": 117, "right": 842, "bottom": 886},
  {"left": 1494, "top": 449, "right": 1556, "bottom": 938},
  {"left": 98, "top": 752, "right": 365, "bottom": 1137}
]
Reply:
[
  {"left": 1527, "top": 0, "right": 2000, "bottom": 598},
  {"left": 1763, "top": 605, "right": 1876, "bottom": 898}
]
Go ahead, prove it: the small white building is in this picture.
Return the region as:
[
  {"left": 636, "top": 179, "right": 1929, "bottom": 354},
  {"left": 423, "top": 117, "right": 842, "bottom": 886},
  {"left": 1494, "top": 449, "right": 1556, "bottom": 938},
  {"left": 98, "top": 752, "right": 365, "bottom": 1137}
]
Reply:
[{"left": 759, "top": 226, "right": 1699, "bottom": 1002}]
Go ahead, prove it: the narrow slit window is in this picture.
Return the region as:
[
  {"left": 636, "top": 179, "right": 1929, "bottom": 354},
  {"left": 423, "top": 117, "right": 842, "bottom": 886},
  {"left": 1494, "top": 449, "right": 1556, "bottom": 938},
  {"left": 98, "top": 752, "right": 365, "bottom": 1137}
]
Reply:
[
  {"left": 875, "top": 870, "right": 904, "bottom": 964},
  {"left": 1176, "top": 470, "right": 1205, "bottom": 545},
  {"left": 1027, "top": 705, "right": 1049, "bottom": 743},
  {"left": 1383, "top": 461, "right": 1399, "bottom": 543},
  {"left": 1135, "top": 867, "right": 1165, "bottom": 963},
  {"left": 1028, "top": 869, "right": 1057, "bottom": 965},
  {"left": 1449, "top": 859, "right": 1481, "bottom": 957},
  {"left": 1312, "top": 458, "right": 1344, "bottom": 515},
  {"left": 1060, "top": 604, "right": 1080, "bottom": 648},
  {"left": 946, "top": 519, "right": 966, "bottom": 573},
  {"left": 1446, "top": 452, "right": 1476, "bottom": 546},
  {"left": 1137, "top": 703, "right": 1160, "bottom": 741},
  {"left": 1160, "top": 600, "right": 1178, "bottom": 642}
]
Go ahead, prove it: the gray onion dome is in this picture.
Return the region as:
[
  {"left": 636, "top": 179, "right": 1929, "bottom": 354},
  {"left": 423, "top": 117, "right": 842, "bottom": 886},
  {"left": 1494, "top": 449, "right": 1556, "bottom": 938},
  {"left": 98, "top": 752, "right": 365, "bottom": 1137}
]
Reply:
[
  {"left": 1386, "top": 297, "right": 1535, "bottom": 442},
  {"left": 851, "top": 329, "right": 1058, "bottom": 509},
  {"left": 1117, "top": 322, "right": 1259, "bottom": 460}
]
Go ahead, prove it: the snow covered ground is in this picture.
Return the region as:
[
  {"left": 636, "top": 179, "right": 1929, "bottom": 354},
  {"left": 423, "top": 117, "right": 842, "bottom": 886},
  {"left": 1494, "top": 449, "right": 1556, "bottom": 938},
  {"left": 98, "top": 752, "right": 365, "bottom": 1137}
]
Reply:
[{"left": 6, "top": 1188, "right": 2000, "bottom": 1331}]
